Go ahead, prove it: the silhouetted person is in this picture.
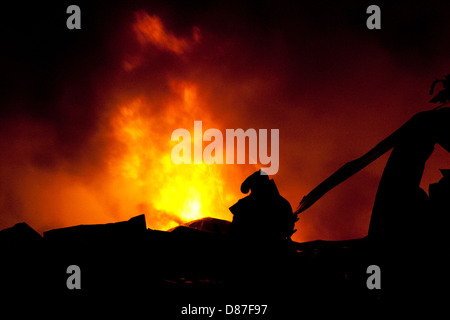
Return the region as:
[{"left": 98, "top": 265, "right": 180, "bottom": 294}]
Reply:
[
  {"left": 369, "top": 108, "right": 450, "bottom": 242},
  {"left": 229, "top": 170, "right": 295, "bottom": 245},
  {"left": 226, "top": 170, "right": 296, "bottom": 292},
  {"left": 367, "top": 108, "right": 450, "bottom": 313},
  {"left": 296, "top": 76, "right": 450, "bottom": 217}
]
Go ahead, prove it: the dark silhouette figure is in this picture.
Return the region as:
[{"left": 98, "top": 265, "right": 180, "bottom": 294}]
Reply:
[
  {"left": 296, "top": 76, "right": 450, "bottom": 216},
  {"left": 229, "top": 170, "right": 296, "bottom": 244},
  {"left": 226, "top": 170, "right": 298, "bottom": 299},
  {"left": 369, "top": 108, "right": 450, "bottom": 241},
  {"left": 291, "top": 75, "right": 450, "bottom": 314},
  {"left": 365, "top": 108, "right": 450, "bottom": 314}
]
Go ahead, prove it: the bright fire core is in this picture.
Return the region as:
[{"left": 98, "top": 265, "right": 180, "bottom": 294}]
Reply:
[{"left": 107, "top": 83, "right": 237, "bottom": 231}]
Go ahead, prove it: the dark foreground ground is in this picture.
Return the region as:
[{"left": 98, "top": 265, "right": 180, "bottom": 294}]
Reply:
[{"left": 0, "top": 215, "right": 445, "bottom": 318}]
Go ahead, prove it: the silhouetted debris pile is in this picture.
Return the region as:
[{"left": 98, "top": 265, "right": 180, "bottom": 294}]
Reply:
[
  {"left": 0, "top": 214, "right": 390, "bottom": 318},
  {"left": 3, "top": 213, "right": 446, "bottom": 317},
  {"left": 169, "top": 217, "right": 231, "bottom": 235},
  {"left": 0, "top": 222, "right": 42, "bottom": 246},
  {"left": 43, "top": 214, "right": 146, "bottom": 244}
]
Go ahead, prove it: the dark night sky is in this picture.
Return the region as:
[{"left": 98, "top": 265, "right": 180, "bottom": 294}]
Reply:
[{"left": 1, "top": 0, "right": 450, "bottom": 241}]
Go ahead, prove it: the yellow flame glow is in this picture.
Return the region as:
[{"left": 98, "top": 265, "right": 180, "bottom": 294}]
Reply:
[{"left": 107, "top": 82, "right": 233, "bottom": 230}]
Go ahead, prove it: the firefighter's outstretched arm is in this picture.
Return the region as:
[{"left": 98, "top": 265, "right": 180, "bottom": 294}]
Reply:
[{"left": 295, "top": 107, "right": 450, "bottom": 216}]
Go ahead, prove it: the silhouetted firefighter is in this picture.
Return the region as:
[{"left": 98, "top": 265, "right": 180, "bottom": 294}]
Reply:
[
  {"left": 368, "top": 108, "right": 450, "bottom": 241},
  {"left": 229, "top": 170, "right": 296, "bottom": 245},
  {"left": 295, "top": 76, "right": 450, "bottom": 243},
  {"left": 291, "top": 77, "right": 450, "bottom": 312}
]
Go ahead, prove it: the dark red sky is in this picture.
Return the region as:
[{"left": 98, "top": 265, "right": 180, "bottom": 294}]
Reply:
[{"left": 1, "top": 0, "right": 450, "bottom": 242}]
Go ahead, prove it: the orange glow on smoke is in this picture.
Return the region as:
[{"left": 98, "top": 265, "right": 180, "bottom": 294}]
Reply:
[{"left": 133, "top": 11, "right": 199, "bottom": 54}]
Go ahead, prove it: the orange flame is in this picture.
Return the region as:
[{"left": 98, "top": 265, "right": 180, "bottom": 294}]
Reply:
[
  {"left": 107, "top": 82, "right": 238, "bottom": 230},
  {"left": 0, "top": 11, "right": 250, "bottom": 236},
  {"left": 111, "top": 13, "right": 253, "bottom": 230}
]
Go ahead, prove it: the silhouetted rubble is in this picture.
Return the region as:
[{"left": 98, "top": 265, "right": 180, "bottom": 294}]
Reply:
[
  {"left": 169, "top": 217, "right": 231, "bottom": 234},
  {"left": 2, "top": 106, "right": 449, "bottom": 317},
  {"left": 43, "top": 214, "right": 146, "bottom": 244},
  {"left": 0, "top": 214, "right": 382, "bottom": 317},
  {"left": 0, "top": 222, "right": 42, "bottom": 246}
]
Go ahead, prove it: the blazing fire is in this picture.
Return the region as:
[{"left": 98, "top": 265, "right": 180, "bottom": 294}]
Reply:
[
  {"left": 99, "top": 12, "right": 257, "bottom": 231},
  {"left": 106, "top": 81, "right": 237, "bottom": 230},
  {"left": 0, "top": 9, "right": 258, "bottom": 235},
  {"left": 7, "top": 4, "right": 446, "bottom": 243}
]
